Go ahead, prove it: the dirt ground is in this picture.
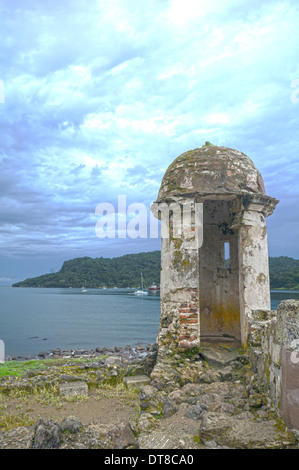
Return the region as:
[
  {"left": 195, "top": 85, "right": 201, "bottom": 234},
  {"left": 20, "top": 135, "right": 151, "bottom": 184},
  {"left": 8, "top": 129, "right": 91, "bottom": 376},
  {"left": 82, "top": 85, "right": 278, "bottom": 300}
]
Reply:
[{"left": 1, "top": 387, "right": 140, "bottom": 430}]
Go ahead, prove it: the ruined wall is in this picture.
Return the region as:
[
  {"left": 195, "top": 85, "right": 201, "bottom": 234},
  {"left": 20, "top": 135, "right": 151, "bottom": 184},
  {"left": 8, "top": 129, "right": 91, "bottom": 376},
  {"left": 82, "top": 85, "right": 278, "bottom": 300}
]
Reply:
[
  {"left": 157, "top": 198, "right": 201, "bottom": 358},
  {"left": 238, "top": 198, "right": 272, "bottom": 346},
  {"left": 248, "top": 299, "right": 299, "bottom": 431}
]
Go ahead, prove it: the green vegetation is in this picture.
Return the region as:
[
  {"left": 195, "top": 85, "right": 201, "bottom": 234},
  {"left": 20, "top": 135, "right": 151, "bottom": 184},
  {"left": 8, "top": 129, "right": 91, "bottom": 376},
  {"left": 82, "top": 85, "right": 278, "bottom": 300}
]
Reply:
[
  {"left": 0, "top": 357, "right": 106, "bottom": 379},
  {"left": 11, "top": 251, "right": 299, "bottom": 290},
  {"left": 0, "top": 360, "right": 48, "bottom": 378},
  {"left": 269, "top": 256, "right": 299, "bottom": 290},
  {"left": 12, "top": 251, "right": 161, "bottom": 289}
]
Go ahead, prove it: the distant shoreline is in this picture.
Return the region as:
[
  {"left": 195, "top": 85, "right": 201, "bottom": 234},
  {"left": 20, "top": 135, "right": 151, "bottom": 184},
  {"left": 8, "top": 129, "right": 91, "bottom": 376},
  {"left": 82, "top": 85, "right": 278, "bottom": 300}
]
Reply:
[
  {"left": 271, "top": 288, "right": 299, "bottom": 292},
  {"left": 2, "top": 285, "right": 299, "bottom": 292},
  {"left": 9, "top": 253, "right": 299, "bottom": 291}
]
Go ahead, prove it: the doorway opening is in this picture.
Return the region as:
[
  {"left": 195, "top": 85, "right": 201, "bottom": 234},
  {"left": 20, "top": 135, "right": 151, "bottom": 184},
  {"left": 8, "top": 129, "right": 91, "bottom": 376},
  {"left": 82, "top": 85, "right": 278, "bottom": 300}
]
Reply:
[{"left": 199, "top": 200, "right": 241, "bottom": 346}]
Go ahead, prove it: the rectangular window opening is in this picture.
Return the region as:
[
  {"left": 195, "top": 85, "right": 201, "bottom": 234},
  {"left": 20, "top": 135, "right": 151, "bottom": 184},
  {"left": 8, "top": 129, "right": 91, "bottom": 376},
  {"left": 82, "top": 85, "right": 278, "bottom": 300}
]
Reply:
[{"left": 224, "top": 242, "right": 230, "bottom": 269}]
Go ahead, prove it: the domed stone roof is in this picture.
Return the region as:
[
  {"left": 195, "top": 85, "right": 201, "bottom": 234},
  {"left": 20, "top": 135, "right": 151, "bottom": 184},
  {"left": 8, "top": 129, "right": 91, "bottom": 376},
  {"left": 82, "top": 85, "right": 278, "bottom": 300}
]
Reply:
[{"left": 157, "top": 142, "right": 266, "bottom": 201}]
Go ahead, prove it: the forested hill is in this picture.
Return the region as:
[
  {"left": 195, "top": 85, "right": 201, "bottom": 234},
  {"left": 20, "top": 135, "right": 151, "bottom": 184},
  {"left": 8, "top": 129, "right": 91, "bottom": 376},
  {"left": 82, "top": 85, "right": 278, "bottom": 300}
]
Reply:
[
  {"left": 12, "top": 253, "right": 299, "bottom": 290},
  {"left": 269, "top": 256, "right": 299, "bottom": 290},
  {"left": 12, "top": 251, "right": 161, "bottom": 289}
]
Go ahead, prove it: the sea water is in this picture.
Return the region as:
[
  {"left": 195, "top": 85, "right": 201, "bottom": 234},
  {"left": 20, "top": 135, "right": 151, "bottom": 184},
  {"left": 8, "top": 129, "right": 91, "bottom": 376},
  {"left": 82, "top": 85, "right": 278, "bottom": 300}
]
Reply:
[
  {"left": 0, "top": 287, "right": 161, "bottom": 357},
  {"left": 0, "top": 287, "right": 298, "bottom": 358}
]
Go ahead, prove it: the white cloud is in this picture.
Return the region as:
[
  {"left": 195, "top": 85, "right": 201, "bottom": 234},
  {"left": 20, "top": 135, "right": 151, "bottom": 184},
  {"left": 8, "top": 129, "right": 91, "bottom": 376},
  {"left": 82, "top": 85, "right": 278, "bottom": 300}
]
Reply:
[
  {"left": 206, "top": 113, "right": 231, "bottom": 125},
  {"left": 166, "top": 0, "right": 236, "bottom": 26},
  {"left": 0, "top": 0, "right": 299, "bottom": 276}
]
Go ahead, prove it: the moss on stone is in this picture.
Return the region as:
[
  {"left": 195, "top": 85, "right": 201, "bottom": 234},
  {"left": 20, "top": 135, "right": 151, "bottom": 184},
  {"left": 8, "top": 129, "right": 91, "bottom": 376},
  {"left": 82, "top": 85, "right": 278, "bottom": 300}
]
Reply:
[
  {"left": 171, "top": 237, "right": 183, "bottom": 249},
  {"left": 180, "top": 346, "right": 202, "bottom": 361}
]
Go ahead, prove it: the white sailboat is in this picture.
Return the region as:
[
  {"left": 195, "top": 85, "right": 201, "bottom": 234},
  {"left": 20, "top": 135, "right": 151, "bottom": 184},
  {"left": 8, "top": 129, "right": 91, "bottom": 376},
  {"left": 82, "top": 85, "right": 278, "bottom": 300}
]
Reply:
[
  {"left": 133, "top": 272, "right": 148, "bottom": 296},
  {"left": 81, "top": 281, "right": 88, "bottom": 292}
]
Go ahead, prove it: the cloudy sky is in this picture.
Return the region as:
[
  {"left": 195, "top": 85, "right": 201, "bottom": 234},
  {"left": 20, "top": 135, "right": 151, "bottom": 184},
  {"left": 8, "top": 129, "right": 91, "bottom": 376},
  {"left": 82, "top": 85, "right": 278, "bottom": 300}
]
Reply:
[{"left": 0, "top": 0, "right": 298, "bottom": 285}]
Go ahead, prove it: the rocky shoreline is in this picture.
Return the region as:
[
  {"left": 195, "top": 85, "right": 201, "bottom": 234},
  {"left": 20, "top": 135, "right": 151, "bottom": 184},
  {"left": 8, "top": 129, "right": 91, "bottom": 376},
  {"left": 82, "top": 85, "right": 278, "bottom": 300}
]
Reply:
[
  {"left": 1, "top": 343, "right": 299, "bottom": 450},
  {"left": 5, "top": 342, "right": 153, "bottom": 363}
]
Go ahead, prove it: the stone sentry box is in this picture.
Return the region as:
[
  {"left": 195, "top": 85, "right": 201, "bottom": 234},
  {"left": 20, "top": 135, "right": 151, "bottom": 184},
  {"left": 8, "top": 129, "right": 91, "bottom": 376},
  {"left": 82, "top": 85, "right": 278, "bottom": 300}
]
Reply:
[{"left": 151, "top": 143, "right": 278, "bottom": 353}]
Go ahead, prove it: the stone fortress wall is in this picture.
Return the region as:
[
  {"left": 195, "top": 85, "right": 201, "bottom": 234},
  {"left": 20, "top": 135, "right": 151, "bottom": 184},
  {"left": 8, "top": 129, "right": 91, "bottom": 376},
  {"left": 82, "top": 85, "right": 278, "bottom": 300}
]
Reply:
[{"left": 248, "top": 299, "right": 299, "bottom": 431}]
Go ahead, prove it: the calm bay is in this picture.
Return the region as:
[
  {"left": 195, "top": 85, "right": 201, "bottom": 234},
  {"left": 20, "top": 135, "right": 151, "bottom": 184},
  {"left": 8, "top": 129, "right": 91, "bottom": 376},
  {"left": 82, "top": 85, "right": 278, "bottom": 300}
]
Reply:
[
  {"left": 0, "top": 287, "right": 298, "bottom": 358},
  {"left": 0, "top": 287, "right": 160, "bottom": 357}
]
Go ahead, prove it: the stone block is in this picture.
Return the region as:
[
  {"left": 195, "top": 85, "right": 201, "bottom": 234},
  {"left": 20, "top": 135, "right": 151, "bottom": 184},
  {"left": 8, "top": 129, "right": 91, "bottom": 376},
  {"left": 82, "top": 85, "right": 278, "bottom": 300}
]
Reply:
[
  {"left": 59, "top": 381, "right": 88, "bottom": 397},
  {"left": 32, "top": 418, "right": 61, "bottom": 449},
  {"left": 123, "top": 375, "right": 151, "bottom": 389},
  {"left": 138, "top": 431, "right": 183, "bottom": 449},
  {"left": 201, "top": 347, "right": 239, "bottom": 366},
  {"left": 105, "top": 356, "right": 122, "bottom": 366},
  {"left": 271, "top": 342, "right": 281, "bottom": 366}
]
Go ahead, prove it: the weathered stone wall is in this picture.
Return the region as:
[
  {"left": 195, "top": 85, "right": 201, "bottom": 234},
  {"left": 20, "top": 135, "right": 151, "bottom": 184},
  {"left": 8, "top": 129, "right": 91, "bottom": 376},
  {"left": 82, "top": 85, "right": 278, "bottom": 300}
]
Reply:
[
  {"left": 156, "top": 197, "right": 201, "bottom": 357},
  {"left": 239, "top": 198, "right": 273, "bottom": 346},
  {"left": 247, "top": 300, "right": 299, "bottom": 431}
]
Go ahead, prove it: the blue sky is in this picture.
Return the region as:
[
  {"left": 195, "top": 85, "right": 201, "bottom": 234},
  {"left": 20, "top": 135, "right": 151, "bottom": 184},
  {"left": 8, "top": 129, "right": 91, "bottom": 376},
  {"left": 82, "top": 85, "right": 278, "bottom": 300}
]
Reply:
[{"left": 0, "top": 0, "right": 299, "bottom": 285}]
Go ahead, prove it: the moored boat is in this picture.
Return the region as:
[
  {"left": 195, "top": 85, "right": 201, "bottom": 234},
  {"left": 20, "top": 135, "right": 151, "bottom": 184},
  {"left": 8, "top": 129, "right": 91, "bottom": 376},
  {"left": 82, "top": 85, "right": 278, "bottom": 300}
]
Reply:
[{"left": 148, "top": 283, "right": 160, "bottom": 291}]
